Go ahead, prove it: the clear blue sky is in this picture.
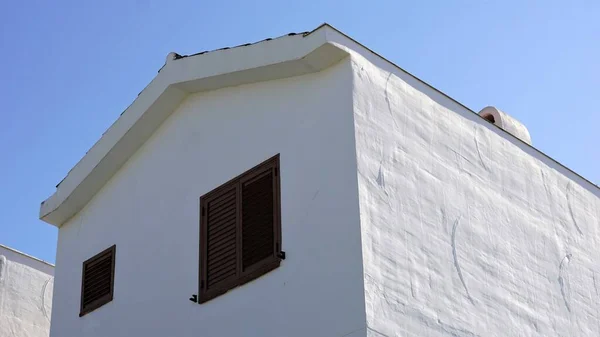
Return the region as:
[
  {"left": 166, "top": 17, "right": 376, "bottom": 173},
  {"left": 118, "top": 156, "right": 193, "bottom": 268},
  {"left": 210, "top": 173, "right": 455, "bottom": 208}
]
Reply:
[{"left": 1, "top": 1, "right": 598, "bottom": 263}]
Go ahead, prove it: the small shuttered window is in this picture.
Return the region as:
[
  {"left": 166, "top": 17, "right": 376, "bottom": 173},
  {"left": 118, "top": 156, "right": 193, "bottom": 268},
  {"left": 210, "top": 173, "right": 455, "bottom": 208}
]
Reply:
[
  {"left": 80, "top": 245, "right": 116, "bottom": 316},
  {"left": 199, "top": 154, "right": 282, "bottom": 303}
]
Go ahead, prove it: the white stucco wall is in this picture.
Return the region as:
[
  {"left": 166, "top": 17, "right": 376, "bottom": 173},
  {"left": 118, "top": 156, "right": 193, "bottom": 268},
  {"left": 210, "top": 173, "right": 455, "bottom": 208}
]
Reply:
[
  {"left": 350, "top": 49, "right": 600, "bottom": 337},
  {"left": 0, "top": 245, "right": 54, "bottom": 337},
  {"left": 48, "top": 28, "right": 600, "bottom": 337},
  {"left": 50, "top": 58, "right": 367, "bottom": 337}
]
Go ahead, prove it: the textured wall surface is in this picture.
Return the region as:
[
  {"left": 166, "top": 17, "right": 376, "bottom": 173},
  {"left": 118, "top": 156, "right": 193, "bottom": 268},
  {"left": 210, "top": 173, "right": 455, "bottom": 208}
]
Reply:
[
  {"left": 48, "top": 32, "right": 599, "bottom": 337},
  {"left": 0, "top": 245, "right": 54, "bottom": 337},
  {"left": 350, "top": 49, "right": 600, "bottom": 337},
  {"left": 50, "top": 59, "right": 367, "bottom": 337}
]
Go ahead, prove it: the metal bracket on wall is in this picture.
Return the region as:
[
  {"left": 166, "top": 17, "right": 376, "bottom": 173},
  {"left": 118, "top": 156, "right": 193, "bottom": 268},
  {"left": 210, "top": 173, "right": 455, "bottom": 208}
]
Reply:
[{"left": 189, "top": 294, "right": 198, "bottom": 303}]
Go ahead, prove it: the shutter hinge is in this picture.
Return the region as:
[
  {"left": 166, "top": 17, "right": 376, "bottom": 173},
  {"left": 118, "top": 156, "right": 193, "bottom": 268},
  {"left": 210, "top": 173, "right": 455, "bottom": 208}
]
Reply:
[
  {"left": 276, "top": 243, "right": 285, "bottom": 260},
  {"left": 189, "top": 294, "right": 198, "bottom": 303}
]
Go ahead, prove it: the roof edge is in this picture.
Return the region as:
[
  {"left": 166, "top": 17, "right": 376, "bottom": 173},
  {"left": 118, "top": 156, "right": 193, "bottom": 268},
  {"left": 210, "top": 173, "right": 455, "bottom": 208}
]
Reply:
[
  {"left": 0, "top": 244, "right": 55, "bottom": 267},
  {"left": 40, "top": 25, "right": 349, "bottom": 226},
  {"left": 40, "top": 23, "right": 598, "bottom": 227},
  {"left": 321, "top": 23, "right": 599, "bottom": 193}
]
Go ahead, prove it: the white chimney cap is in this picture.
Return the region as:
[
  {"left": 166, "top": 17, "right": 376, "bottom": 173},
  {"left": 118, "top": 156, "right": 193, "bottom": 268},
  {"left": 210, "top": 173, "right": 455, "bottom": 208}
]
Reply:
[{"left": 478, "top": 106, "right": 531, "bottom": 145}]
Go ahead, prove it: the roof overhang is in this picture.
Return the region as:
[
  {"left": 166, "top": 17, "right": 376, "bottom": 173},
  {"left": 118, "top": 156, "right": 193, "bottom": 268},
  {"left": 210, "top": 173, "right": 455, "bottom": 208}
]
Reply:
[{"left": 40, "top": 24, "right": 351, "bottom": 226}]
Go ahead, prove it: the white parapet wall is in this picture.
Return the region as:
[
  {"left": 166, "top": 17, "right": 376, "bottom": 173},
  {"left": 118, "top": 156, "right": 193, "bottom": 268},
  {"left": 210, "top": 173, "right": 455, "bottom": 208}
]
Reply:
[
  {"left": 0, "top": 245, "right": 54, "bottom": 337},
  {"left": 349, "top": 45, "right": 600, "bottom": 337}
]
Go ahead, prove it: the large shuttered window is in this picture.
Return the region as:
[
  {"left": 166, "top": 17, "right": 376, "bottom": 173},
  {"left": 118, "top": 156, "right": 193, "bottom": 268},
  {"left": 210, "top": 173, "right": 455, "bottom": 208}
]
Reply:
[
  {"left": 80, "top": 245, "right": 116, "bottom": 316},
  {"left": 199, "top": 154, "right": 282, "bottom": 303}
]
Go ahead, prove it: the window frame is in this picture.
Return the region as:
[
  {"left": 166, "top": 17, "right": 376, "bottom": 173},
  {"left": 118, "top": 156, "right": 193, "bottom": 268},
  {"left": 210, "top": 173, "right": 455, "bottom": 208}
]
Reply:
[
  {"left": 198, "top": 154, "right": 282, "bottom": 303},
  {"left": 79, "top": 245, "right": 116, "bottom": 317}
]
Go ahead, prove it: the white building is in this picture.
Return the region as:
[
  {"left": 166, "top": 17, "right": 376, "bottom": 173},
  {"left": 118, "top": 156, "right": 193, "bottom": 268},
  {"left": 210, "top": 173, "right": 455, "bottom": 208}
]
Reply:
[
  {"left": 40, "top": 24, "right": 599, "bottom": 337},
  {"left": 0, "top": 244, "right": 54, "bottom": 337}
]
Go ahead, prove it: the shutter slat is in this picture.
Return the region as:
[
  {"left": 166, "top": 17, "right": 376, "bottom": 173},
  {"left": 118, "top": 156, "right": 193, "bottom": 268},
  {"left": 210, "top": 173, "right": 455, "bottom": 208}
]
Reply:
[
  {"left": 84, "top": 258, "right": 112, "bottom": 280},
  {"left": 208, "top": 221, "right": 237, "bottom": 240},
  {"left": 207, "top": 238, "right": 236, "bottom": 260},
  {"left": 207, "top": 203, "right": 237, "bottom": 222},
  {"left": 85, "top": 256, "right": 112, "bottom": 269},
  {"left": 83, "top": 276, "right": 112, "bottom": 292},
  {"left": 208, "top": 190, "right": 236, "bottom": 208},
  {"left": 208, "top": 263, "right": 237, "bottom": 288},
  {"left": 84, "top": 261, "right": 112, "bottom": 278},
  {"left": 83, "top": 276, "right": 111, "bottom": 294},
  {"left": 208, "top": 247, "right": 236, "bottom": 268},
  {"left": 208, "top": 269, "right": 237, "bottom": 287},
  {"left": 84, "top": 281, "right": 111, "bottom": 296},
  {"left": 208, "top": 227, "right": 237, "bottom": 249},
  {"left": 208, "top": 238, "right": 237, "bottom": 258},
  {"left": 84, "top": 288, "right": 110, "bottom": 303},
  {"left": 208, "top": 259, "right": 237, "bottom": 281},
  {"left": 208, "top": 247, "right": 237, "bottom": 264},
  {"left": 208, "top": 228, "right": 236, "bottom": 249},
  {"left": 207, "top": 211, "right": 236, "bottom": 227},
  {"left": 84, "top": 251, "right": 112, "bottom": 269},
  {"left": 207, "top": 216, "right": 236, "bottom": 235},
  {"left": 208, "top": 208, "right": 236, "bottom": 223},
  {"left": 83, "top": 284, "right": 111, "bottom": 302}
]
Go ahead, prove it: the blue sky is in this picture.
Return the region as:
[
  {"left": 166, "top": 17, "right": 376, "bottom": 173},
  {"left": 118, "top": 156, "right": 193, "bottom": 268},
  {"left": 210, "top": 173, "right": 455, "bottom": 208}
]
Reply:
[{"left": 1, "top": 1, "right": 598, "bottom": 263}]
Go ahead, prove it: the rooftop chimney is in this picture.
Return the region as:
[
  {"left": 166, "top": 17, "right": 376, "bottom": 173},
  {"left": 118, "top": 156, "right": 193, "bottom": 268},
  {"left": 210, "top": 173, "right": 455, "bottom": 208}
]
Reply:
[{"left": 478, "top": 106, "right": 531, "bottom": 145}]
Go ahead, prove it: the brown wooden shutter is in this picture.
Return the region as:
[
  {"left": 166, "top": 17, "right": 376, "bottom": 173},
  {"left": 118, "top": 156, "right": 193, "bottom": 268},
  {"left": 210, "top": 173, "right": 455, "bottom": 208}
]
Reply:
[
  {"left": 80, "top": 245, "right": 116, "bottom": 316},
  {"left": 199, "top": 155, "right": 282, "bottom": 303},
  {"left": 240, "top": 167, "right": 279, "bottom": 273},
  {"left": 202, "top": 185, "right": 239, "bottom": 298}
]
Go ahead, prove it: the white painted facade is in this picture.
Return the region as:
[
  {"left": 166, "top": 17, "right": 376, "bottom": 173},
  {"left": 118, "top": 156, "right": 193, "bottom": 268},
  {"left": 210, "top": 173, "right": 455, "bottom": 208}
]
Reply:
[
  {"left": 350, "top": 47, "right": 600, "bottom": 337},
  {"left": 42, "top": 24, "right": 599, "bottom": 337},
  {"left": 0, "top": 245, "right": 54, "bottom": 337},
  {"left": 49, "top": 56, "right": 367, "bottom": 337}
]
